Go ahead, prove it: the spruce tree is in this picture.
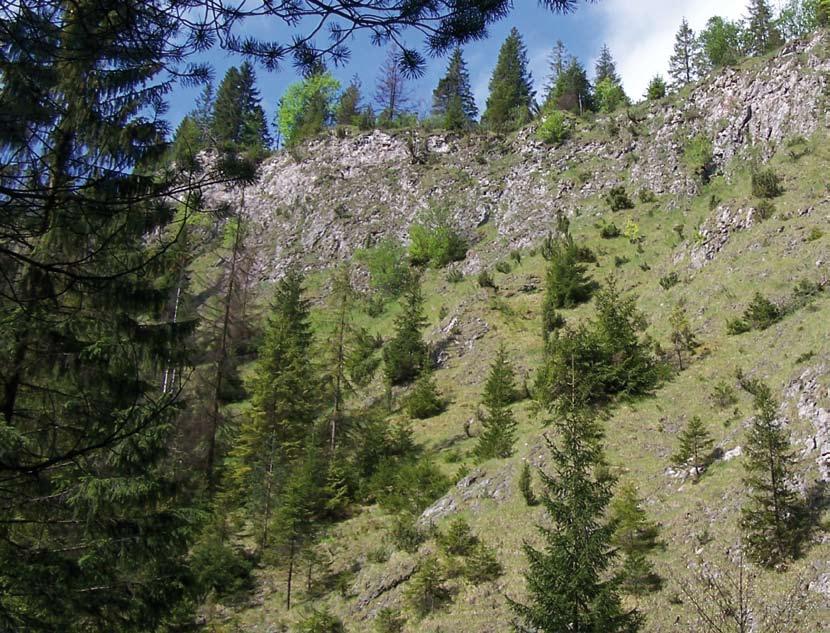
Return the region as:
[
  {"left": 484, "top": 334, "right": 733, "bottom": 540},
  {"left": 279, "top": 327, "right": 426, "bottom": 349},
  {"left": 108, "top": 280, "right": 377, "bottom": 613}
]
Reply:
[
  {"left": 227, "top": 271, "right": 321, "bottom": 547},
  {"left": 669, "top": 18, "right": 700, "bottom": 87},
  {"left": 544, "top": 40, "right": 571, "bottom": 98},
  {"left": 550, "top": 58, "right": 594, "bottom": 114},
  {"left": 741, "top": 382, "right": 804, "bottom": 567},
  {"left": 0, "top": 1, "right": 199, "bottom": 629},
  {"left": 510, "top": 392, "right": 642, "bottom": 632},
  {"left": 432, "top": 48, "right": 478, "bottom": 130},
  {"left": 193, "top": 81, "right": 216, "bottom": 144},
  {"left": 383, "top": 275, "right": 429, "bottom": 386},
  {"left": 610, "top": 484, "right": 662, "bottom": 595},
  {"left": 542, "top": 230, "right": 594, "bottom": 335},
  {"left": 595, "top": 43, "right": 620, "bottom": 85},
  {"left": 671, "top": 416, "right": 714, "bottom": 481},
  {"left": 405, "top": 369, "right": 445, "bottom": 419},
  {"left": 238, "top": 61, "right": 272, "bottom": 150},
  {"left": 476, "top": 345, "right": 519, "bottom": 460},
  {"left": 482, "top": 28, "right": 535, "bottom": 131},
  {"left": 646, "top": 75, "right": 667, "bottom": 100},
  {"left": 336, "top": 76, "right": 363, "bottom": 125},
  {"left": 745, "top": 0, "right": 784, "bottom": 56},
  {"left": 212, "top": 66, "right": 244, "bottom": 146}
]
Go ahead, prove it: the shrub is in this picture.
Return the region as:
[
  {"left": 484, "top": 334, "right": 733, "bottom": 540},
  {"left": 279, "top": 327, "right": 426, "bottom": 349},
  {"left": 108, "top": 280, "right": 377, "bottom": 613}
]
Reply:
[
  {"left": 464, "top": 542, "right": 503, "bottom": 583},
  {"left": 807, "top": 227, "right": 823, "bottom": 242},
  {"left": 536, "top": 109, "right": 570, "bottom": 145},
  {"left": 751, "top": 168, "right": 783, "bottom": 199},
  {"left": 659, "top": 272, "right": 680, "bottom": 290},
  {"left": 495, "top": 261, "right": 512, "bottom": 274},
  {"left": 755, "top": 199, "right": 776, "bottom": 220},
  {"left": 683, "top": 134, "right": 714, "bottom": 181},
  {"left": 600, "top": 221, "right": 621, "bottom": 239},
  {"left": 605, "top": 185, "right": 634, "bottom": 212},
  {"left": 744, "top": 292, "right": 781, "bottom": 330},
  {"left": 408, "top": 206, "right": 467, "bottom": 268},
  {"left": 370, "top": 458, "right": 451, "bottom": 515},
  {"left": 390, "top": 513, "right": 430, "bottom": 553},
  {"left": 638, "top": 187, "right": 657, "bottom": 203},
  {"left": 437, "top": 518, "right": 478, "bottom": 557},
  {"left": 189, "top": 530, "right": 254, "bottom": 602},
  {"left": 510, "top": 249, "right": 522, "bottom": 263},
  {"left": 404, "top": 556, "right": 451, "bottom": 619},
  {"left": 374, "top": 608, "right": 405, "bottom": 633},
  {"left": 614, "top": 255, "right": 630, "bottom": 268},
  {"left": 356, "top": 238, "right": 410, "bottom": 299},
  {"left": 710, "top": 380, "right": 738, "bottom": 409},
  {"left": 623, "top": 219, "right": 641, "bottom": 244},
  {"left": 477, "top": 270, "right": 496, "bottom": 289},
  {"left": 296, "top": 608, "right": 345, "bottom": 633},
  {"left": 726, "top": 317, "right": 751, "bottom": 335},
  {"left": 405, "top": 371, "right": 445, "bottom": 419},
  {"left": 445, "top": 268, "right": 463, "bottom": 283},
  {"left": 519, "top": 462, "right": 537, "bottom": 506}
]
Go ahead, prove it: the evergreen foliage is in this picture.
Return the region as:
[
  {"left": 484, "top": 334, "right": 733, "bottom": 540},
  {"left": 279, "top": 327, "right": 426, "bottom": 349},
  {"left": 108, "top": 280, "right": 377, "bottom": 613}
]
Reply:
[
  {"left": 510, "top": 394, "right": 642, "bottom": 633},
  {"left": 464, "top": 542, "right": 504, "bottom": 583},
  {"left": 405, "top": 369, "right": 445, "bottom": 419},
  {"left": 646, "top": 75, "right": 667, "bottom": 100},
  {"left": 669, "top": 18, "right": 701, "bottom": 87},
  {"left": 432, "top": 48, "right": 478, "bottom": 130},
  {"left": 671, "top": 416, "right": 714, "bottom": 480},
  {"left": 745, "top": 0, "right": 784, "bottom": 55},
  {"left": 296, "top": 608, "right": 346, "bottom": 633},
  {"left": 438, "top": 517, "right": 479, "bottom": 556},
  {"left": 751, "top": 168, "right": 784, "bottom": 198},
  {"left": 476, "top": 346, "right": 519, "bottom": 460},
  {"left": 595, "top": 43, "right": 621, "bottom": 85},
  {"left": 405, "top": 556, "right": 451, "bottom": 619},
  {"left": 740, "top": 382, "right": 804, "bottom": 567},
  {"left": 212, "top": 63, "right": 271, "bottom": 151},
  {"left": 537, "top": 277, "right": 662, "bottom": 407},
  {"left": 610, "top": 484, "right": 662, "bottom": 595},
  {"left": 544, "top": 40, "right": 571, "bottom": 96},
  {"left": 606, "top": 185, "right": 635, "bottom": 211},
  {"left": 743, "top": 292, "right": 782, "bottom": 330},
  {"left": 383, "top": 277, "right": 429, "bottom": 385},
  {"left": 482, "top": 28, "right": 535, "bottom": 131},
  {"left": 336, "top": 76, "right": 363, "bottom": 126},
  {"left": 549, "top": 58, "right": 594, "bottom": 114},
  {"left": 542, "top": 229, "right": 596, "bottom": 333},
  {"left": 519, "top": 462, "right": 539, "bottom": 506},
  {"left": 212, "top": 66, "right": 244, "bottom": 146}
]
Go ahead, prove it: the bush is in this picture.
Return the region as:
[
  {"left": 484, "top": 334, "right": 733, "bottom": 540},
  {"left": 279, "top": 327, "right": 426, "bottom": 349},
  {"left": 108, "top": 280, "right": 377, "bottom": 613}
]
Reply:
[
  {"left": 437, "top": 518, "right": 478, "bottom": 557},
  {"left": 743, "top": 292, "right": 781, "bottom": 330},
  {"left": 404, "top": 556, "right": 451, "bottom": 619},
  {"left": 638, "top": 187, "right": 657, "bottom": 203},
  {"left": 390, "top": 513, "right": 430, "bottom": 554},
  {"left": 726, "top": 317, "right": 751, "bottom": 335},
  {"left": 405, "top": 371, "right": 445, "bottom": 419},
  {"left": 683, "top": 135, "right": 714, "bottom": 181},
  {"left": 751, "top": 168, "right": 783, "bottom": 199},
  {"left": 599, "top": 221, "right": 621, "bottom": 239},
  {"left": 755, "top": 199, "right": 776, "bottom": 220},
  {"left": 477, "top": 270, "right": 496, "bottom": 289},
  {"left": 536, "top": 109, "right": 570, "bottom": 145},
  {"left": 807, "top": 227, "right": 823, "bottom": 241},
  {"left": 446, "top": 268, "right": 463, "bottom": 283},
  {"left": 370, "top": 457, "right": 451, "bottom": 515},
  {"left": 408, "top": 206, "right": 467, "bottom": 268},
  {"left": 374, "top": 608, "right": 405, "bottom": 633},
  {"left": 614, "top": 255, "right": 630, "bottom": 268},
  {"left": 510, "top": 249, "right": 522, "bottom": 264},
  {"left": 710, "top": 380, "right": 738, "bottom": 409},
  {"left": 605, "top": 186, "right": 634, "bottom": 212},
  {"left": 189, "top": 530, "right": 254, "bottom": 602},
  {"left": 296, "top": 608, "right": 345, "bottom": 633},
  {"left": 495, "top": 261, "right": 512, "bottom": 274},
  {"left": 356, "top": 238, "right": 410, "bottom": 299},
  {"left": 659, "top": 272, "right": 680, "bottom": 290}
]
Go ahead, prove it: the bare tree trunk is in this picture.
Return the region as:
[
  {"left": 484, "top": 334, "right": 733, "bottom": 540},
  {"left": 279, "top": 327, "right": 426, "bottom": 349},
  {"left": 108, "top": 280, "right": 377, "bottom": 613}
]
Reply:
[{"left": 286, "top": 537, "right": 296, "bottom": 611}]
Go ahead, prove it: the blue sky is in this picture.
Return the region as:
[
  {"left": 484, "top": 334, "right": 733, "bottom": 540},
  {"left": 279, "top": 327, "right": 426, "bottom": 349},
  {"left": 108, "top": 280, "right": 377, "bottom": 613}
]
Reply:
[{"left": 167, "top": 0, "right": 748, "bottom": 131}]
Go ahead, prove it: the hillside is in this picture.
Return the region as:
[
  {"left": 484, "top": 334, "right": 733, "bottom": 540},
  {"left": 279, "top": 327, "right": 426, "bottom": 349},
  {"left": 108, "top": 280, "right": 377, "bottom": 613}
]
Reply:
[{"left": 198, "top": 32, "right": 830, "bottom": 633}]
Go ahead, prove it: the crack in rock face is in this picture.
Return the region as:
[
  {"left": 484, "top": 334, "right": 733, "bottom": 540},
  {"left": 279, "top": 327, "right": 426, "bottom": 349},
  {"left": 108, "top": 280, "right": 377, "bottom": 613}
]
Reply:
[{"left": 786, "top": 365, "right": 830, "bottom": 482}]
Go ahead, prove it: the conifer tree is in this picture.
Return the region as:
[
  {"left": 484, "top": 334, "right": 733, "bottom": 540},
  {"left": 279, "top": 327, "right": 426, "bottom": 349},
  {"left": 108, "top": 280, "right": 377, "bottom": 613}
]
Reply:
[
  {"left": 745, "top": 0, "right": 784, "bottom": 55},
  {"left": 336, "top": 76, "right": 363, "bottom": 125},
  {"left": 542, "top": 231, "right": 594, "bottom": 336},
  {"left": 193, "top": 81, "right": 216, "bottom": 143},
  {"left": 323, "top": 266, "right": 357, "bottom": 451},
  {"left": 672, "top": 416, "right": 714, "bottom": 481},
  {"left": 476, "top": 346, "right": 519, "bottom": 460},
  {"left": 510, "top": 390, "right": 642, "bottom": 632},
  {"left": 646, "top": 75, "right": 667, "bottom": 100},
  {"left": 741, "top": 382, "right": 804, "bottom": 567},
  {"left": 227, "top": 271, "right": 321, "bottom": 546},
  {"left": 669, "top": 18, "right": 700, "bottom": 87},
  {"left": 669, "top": 303, "right": 698, "bottom": 370},
  {"left": 482, "top": 28, "right": 535, "bottom": 131},
  {"left": 383, "top": 275, "right": 429, "bottom": 386},
  {"left": 544, "top": 40, "right": 571, "bottom": 97},
  {"left": 610, "top": 484, "right": 662, "bottom": 595},
  {"left": 550, "top": 58, "right": 594, "bottom": 114},
  {"left": 406, "top": 368, "right": 445, "bottom": 419},
  {"left": 238, "top": 62, "right": 272, "bottom": 150},
  {"left": 212, "top": 66, "right": 244, "bottom": 146},
  {"left": 432, "top": 48, "right": 478, "bottom": 130},
  {"left": 0, "top": 2, "right": 200, "bottom": 628},
  {"left": 595, "top": 43, "right": 620, "bottom": 85}
]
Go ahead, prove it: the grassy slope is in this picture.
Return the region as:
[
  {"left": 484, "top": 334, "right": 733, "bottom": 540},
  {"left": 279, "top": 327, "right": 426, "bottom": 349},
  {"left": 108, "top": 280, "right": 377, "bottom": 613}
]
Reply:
[{"left": 204, "top": 126, "right": 830, "bottom": 631}]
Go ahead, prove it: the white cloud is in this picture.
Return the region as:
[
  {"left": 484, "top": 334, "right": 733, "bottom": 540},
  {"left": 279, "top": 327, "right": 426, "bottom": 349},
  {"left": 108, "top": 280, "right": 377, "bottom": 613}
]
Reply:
[{"left": 592, "top": 0, "right": 747, "bottom": 99}]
